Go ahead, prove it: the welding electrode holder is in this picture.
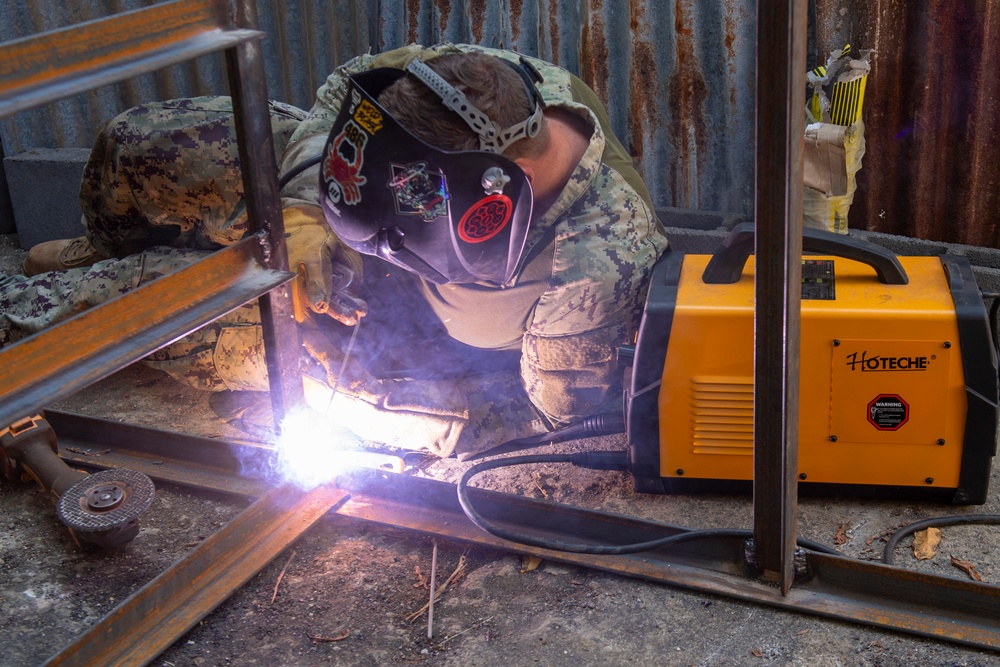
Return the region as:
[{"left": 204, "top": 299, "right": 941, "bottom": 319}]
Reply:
[{"left": 0, "top": 415, "right": 155, "bottom": 548}]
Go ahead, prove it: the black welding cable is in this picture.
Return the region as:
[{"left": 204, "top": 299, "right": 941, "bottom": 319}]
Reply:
[
  {"left": 467, "top": 413, "right": 627, "bottom": 459},
  {"left": 882, "top": 514, "right": 1000, "bottom": 565},
  {"left": 278, "top": 154, "right": 324, "bottom": 189},
  {"left": 457, "top": 452, "right": 840, "bottom": 556}
]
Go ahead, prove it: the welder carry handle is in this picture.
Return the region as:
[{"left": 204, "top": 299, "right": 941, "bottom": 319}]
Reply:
[{"left": 701, "top": 222, "right": 909, "bottom": 285}]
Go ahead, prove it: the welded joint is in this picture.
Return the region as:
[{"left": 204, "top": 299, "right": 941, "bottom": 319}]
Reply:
[{"left": 743, "top": 539, "right": 811, "bottom": 583}]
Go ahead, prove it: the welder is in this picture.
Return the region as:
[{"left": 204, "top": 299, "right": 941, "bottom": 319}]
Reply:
[{"left": 0, "top": 44, "right": 667, "bottom": 459}]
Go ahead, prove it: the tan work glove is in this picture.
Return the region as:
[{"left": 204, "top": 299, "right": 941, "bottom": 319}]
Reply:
[{"left": 284, "top": 206, "right": 368, "bottom": 325}]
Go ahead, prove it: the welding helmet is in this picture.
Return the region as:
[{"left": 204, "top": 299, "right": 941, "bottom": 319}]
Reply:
[{"left": 319, "top": 57, "right": 544, "bottom": 286}]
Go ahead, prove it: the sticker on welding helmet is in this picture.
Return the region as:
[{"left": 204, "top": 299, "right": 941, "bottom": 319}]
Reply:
[
  {"left": 323, "top": 120, "right": 368, "bottom": 206},
  {"left": 387, "top": 162, "right": 449, "bottom": 222},
  {"left": 867, "top": 394, "right": 909, "bottom": 431},
  {"left": 353, "top": 99, "right": 384, "bottom": 135},
  {"left": 458, "top": 194, "right": 513, "bottom": 244}
]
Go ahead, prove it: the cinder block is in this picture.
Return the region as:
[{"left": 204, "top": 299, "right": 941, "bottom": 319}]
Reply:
[{"left": 4, "top": 148, "right": 89, "bottom": 249}]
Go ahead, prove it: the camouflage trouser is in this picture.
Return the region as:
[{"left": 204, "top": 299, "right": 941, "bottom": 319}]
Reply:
[{"left": 0, "top": 96, "right": 306, "bottom": 391}]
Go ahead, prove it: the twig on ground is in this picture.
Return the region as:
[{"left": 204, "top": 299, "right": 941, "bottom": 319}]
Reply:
[
  {"left": 407, "top": 551, "right": 469, "bottom": 622},
  {"left": 532, "top": 472, "right": 549, "bottom": 499},
  {"left": 309, "top": 629, "right": 350, "bottom": 642},
  {"left": 435, "top": 616, "right": 494, "bottom": 647},
  {"left": 428, "top": 540, "right": 439, "bottom": 639},
  {"left": 271, "top": 549, "right": 297, "bottom": 603}
]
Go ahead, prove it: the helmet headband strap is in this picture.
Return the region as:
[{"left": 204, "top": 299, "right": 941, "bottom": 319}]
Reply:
[{"left": 406, "top": 58, "right": 545, "bottom": 155}]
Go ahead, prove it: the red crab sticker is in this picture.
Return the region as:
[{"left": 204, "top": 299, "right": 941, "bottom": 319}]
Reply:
[{"left": 457, "top": 194, "right": 513, "bottom": 244}]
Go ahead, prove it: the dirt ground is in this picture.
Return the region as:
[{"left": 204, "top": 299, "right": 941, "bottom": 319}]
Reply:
[{"left": 2, "top": 233, "right": 1000, "bottom": 667}]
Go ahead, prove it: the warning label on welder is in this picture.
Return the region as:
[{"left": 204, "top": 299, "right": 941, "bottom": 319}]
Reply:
[{"left": 867, "top": 394, "right": 909, "bottom": 431}]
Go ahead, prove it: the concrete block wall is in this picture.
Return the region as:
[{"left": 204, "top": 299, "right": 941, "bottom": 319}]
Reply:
[{"left": 3, "top": 148, "right": 89, "bottom": 249}]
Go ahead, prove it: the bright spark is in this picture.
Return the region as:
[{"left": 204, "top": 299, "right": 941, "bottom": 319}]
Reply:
[{"left": 273, "top": 406, "right": 364, "bottom": 490}]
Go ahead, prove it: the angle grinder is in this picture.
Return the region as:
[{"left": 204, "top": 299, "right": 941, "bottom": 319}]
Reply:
[{"left": 0, "top": 415, "right": 155, "bottom": 548}]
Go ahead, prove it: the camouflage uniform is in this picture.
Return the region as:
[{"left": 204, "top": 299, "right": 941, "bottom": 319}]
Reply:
[{"left": 0, "top": 46, "right": 668, "bottom": 459}]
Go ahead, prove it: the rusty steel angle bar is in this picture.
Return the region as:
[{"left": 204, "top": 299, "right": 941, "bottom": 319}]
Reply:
[
  {"left": 42, "top": 483, "right": 350, "bottom": 667},
  {"left": 224, "top": 10, "right": 305, "bottom": 421},
  {"left": 0, "top": 239, "right": 293, "bottom": 429},
  {"left": 753, "top": 0, "right": 808, "bottom": 589},
  {"left": 0, "top": 0, "right": 263, "bottom": 118},
  {"left": 46, "top": 413, "right": 1000, "bottom": 652},
  {"left": 333, "top": 470, "right": 1000, "bottom": 651}
]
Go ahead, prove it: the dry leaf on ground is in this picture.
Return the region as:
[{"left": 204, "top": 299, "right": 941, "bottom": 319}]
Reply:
[
  {"left": 950, "top": 555, "right": 984, "bottom": 582},
  {"left": 912, "top": 527, "right": 941, "bottom": 560},
  {"left": 519, "top": 555, "right": 543, "bottom": 573}
]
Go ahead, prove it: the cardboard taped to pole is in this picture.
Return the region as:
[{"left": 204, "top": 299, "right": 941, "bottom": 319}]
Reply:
[{"left": 803, "top": 45, "right": 873, "bottom": 234}]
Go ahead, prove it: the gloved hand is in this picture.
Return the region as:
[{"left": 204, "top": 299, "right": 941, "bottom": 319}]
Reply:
[{"left": 284, "top": 206, "right": 368, "bottom": 326}]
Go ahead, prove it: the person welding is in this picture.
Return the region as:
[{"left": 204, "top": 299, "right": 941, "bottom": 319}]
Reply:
[{"left": 0, "top": 44, "right": 668, "bottom": 459}]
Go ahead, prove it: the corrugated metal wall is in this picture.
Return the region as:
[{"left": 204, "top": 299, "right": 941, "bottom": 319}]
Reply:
[
  {"left": 815, "top": 0, "right": 1000, "bottom": 246},
  {"left": 2, "top": 1, "right": 997, "bottom": 245}
]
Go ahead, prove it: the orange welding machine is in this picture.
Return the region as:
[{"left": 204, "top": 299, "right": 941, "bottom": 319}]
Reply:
[{"left": 625, "top": 224, "right": 999, "bottom": 504}]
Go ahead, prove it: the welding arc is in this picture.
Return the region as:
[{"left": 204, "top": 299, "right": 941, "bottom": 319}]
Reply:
[{"left": 457, "top": 452, "right": 840, "bottom": 556}]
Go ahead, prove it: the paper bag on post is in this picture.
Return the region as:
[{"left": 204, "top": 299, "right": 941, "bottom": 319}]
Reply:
[{"left": 802, "top": 45, "right": 873, "bottom": 234}]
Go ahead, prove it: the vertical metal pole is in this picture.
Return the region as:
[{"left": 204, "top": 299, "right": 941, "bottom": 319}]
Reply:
[
  {"left": 225, "top": 0, "right": 305, "bottom": 425},
  {"left": 753, "top": 0, "right": 807, "bottom": 593}
]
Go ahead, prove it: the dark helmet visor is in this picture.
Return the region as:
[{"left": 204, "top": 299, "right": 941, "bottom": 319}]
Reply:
[{"left": 320, "top": 68, "right": 533, "bottom": 286}]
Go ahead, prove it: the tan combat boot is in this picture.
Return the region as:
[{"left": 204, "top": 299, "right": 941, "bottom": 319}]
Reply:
[{"left": 22, "top": 236, "right": 108, "bottom": 276}]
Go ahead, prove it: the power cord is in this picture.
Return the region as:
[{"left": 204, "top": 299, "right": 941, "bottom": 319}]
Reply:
[
  {"left": 456, "top": 451, "right": 840, "bottom": 556},
  {"left": 882, "top": 514, "right": 1000, "bottom": 565},
  {"left": 467, "top": 413, "right": 626, "bottom": 459}
]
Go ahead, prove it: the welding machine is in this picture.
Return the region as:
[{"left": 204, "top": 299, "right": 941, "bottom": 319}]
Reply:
[{"left": 625, "top": 223, "right": 999, "bottom": 504}]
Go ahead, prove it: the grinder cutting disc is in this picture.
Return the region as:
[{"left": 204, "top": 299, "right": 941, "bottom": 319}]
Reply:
[{"left": 56, "top": 468, "right": 155, "bottom": 536}]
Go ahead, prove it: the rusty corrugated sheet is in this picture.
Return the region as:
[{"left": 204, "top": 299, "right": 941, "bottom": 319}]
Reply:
[
  {"left": 372, "top": 0, "right": 759, "bottom": 220},
  {"left": 4, "top": 1, "right": 995, "bottom": 244}
]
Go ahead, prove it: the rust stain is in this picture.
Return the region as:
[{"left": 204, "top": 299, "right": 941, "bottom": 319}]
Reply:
[
  {"left": 580, "top": 2, "right": 610, "bottom": 101},
  {"left": 667, "top": 0, "right": 709, "bottom": 207},
  {"left": 406, "top": 0, "right": 420, "bottom": 43},
  {"left": 509, "top": 0, "right": 524, "bottom": 42},
  {"left": 968, "top": 0, "right": 1000, "bottom": 247},
  {"left": 467, "top": 0, "right": 485, "bottom": 42},
  {"left": 845, "top": 0, "right": 1000, "bottom": 245},
  {"left": 440, "top": 0, "right": 454, "bottom": 38},
  {"left": 627, "top": 0, "right": 658, "bottom": 167},
  {"left": 548, "top": 1, "right": 560, "bottom": 59},
  {"left": 723, "top": 0, "right": 738, "bottom": 107}
]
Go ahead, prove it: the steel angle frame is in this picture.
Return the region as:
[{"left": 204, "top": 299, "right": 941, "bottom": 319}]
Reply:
[
  {"left": 0, "top": 0, "right": 303, "bottom": 426},
  {"left": 46, "top": 411, "right": 1000, "bottom": 653},
  {"left": 43, "top": 483, "right": 350, "bottom": 667},
  {"left": 10, "top": 0, "right": 1000, "bottom": 660}
]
